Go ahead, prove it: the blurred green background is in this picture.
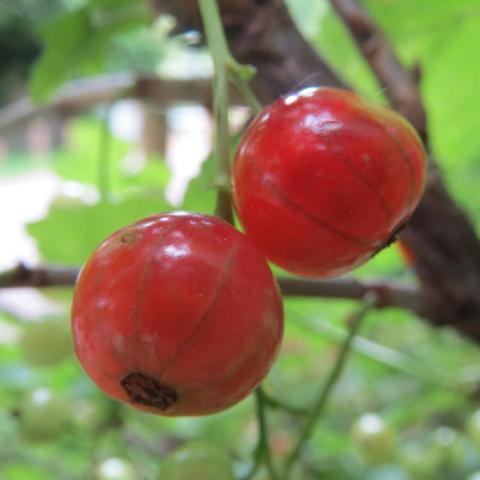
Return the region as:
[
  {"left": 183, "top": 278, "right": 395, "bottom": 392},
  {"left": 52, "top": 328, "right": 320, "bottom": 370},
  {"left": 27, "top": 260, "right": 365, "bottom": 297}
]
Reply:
[{"left": 1, "top": 0, "right": 480, "bottom": 479}]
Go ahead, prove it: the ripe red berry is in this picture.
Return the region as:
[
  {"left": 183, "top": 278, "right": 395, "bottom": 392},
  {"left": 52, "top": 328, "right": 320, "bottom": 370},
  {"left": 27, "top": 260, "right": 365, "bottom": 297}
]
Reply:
[
  {"left": 72, "top": 212, "right": 283, "bottom": 416},
  {"left": 233, "top": 87, "right": 427, "bottom": 277}
]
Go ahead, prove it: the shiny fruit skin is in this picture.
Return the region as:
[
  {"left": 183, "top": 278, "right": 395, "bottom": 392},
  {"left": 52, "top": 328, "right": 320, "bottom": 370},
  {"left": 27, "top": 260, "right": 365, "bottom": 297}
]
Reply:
[
  {"left": 159, "top": 443, "right": 235, "bottom": 480},
  {"left": 19, "top": 317, "right": 72, "bottom": 366},
  {"left": 351, "top": 413, "right": 396, "bottom": 465},
  {"left": 95, "top": 458, "right": 136, "bottom": 480},
  {"left": 233, "top": 87, "right": 427, "bottom": 278},
  {"left": 18, "top": 388, "right": 70, "bottom": 442},
  {"left": 72, "top": 212, "right": 283, "bottom": 416}
]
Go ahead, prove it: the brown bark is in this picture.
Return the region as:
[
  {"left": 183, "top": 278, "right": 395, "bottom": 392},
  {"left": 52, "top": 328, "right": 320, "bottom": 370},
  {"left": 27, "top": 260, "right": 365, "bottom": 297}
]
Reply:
[
  {"left": 151, "top": 0, "right": 346, "bottom": 103},
  {"left": 153, "top": 0, "right": 480, "bottom": 341},
  {"left": 0, "top": 263, "right": 421, "bottom": 313},
  {"left": 330, "top": 0, "right": 480, "bottom": 336},
  {"left": 330, "top": 0, "right": 427, "bottom": 144}
]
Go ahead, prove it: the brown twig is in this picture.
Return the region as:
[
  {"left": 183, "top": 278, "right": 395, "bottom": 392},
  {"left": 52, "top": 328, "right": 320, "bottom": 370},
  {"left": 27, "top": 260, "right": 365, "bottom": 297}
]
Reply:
[
  {"left": 329, "top": 0, "right": 480, "bottom": 340},
  {"left": 278, "top": 277, "right": 420, "bottom": 313},
  {"left": 0, "top": 263, "right": 421, "bottom": 314},
  {"left": 330, "top": 0, "right": 428, "bottom": 145},
  {"left": 0, "top": 263, "right": 79, "bottom": 289}
]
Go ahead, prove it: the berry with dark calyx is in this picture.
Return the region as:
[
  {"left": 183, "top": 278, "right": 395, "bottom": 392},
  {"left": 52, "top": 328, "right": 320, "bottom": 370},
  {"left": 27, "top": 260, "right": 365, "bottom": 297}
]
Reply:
[
  {"left": 233, "top": 87, "right": 427, "bottom": 278},
  {"left": 72, "top": 212, "right": 283, "bottom": 416}
]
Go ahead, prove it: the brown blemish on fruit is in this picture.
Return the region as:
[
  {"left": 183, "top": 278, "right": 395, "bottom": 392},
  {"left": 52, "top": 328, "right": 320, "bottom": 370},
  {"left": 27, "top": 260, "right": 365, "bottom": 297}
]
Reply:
[
  {"left": 120, "top": 372, "right": 177, "bottom": 411},
  {"left": 118, "top": 231, "right": 138, "bottom": 246}
]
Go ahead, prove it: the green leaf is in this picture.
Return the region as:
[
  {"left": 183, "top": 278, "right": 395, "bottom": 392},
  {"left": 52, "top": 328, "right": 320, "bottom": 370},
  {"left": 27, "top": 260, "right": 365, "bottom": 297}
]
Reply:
[
  {"left": 29, "top": 7, "right": 93, "bottom": 102},
  {"left": 120, "top": 154, "right": 171, "bottom": 192},
  {"left": 287, "top": 0, "right": 382, "bottom": 100},
  {"left": 28, "top": 1, "right": 148, "bottom": 102},
  {"left": 52, "top": 118, "right": 128, "bottom": 188},
  {"left": 181, "top": 152, "right": 217, "bottom": 215},
  {"left": 1, "top": 464, "right": 52, "bottom": 480},
  {"left": 50, "top": 117, "right": 171, "bottom": 196},
  {"left": 423, "top": 16, "right": 480, "bottom": 161},
  {"left": 27, "top": 193, "right": 172, "bottom": 264},
  {"left": 364, "top": 0, "right": 480, "bottom": 64},
  {"left": 181, "top": 132, "right": 243, "bottom": 215}
]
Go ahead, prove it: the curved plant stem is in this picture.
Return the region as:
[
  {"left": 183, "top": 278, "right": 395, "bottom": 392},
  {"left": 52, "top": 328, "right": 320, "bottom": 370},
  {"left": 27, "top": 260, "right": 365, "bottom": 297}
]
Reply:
[
  {"left": 198, "top": 0, "right": 234, "bottom": 224},
  {"left": 287, "top": 307, "right": 465, "bottom": 391},
  {"left": 244, "top": 387, "right": 279, "bottom": 480},
  {"left": 282, "top": 292, "right": 377, "bottom": 478},
  {"left": 230, "top": 74, "right": 263, "bottom": 116},
  {"left": 262, "top": 390, "right": 308, "bottom": 416}
]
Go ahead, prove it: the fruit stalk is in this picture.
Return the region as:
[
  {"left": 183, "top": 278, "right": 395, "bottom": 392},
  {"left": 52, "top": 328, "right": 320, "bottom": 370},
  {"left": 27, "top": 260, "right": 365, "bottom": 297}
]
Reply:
[
  {"left": 243, "top": 387, "right": 280, "bottom": 480},
  {"left": 198, "top": 0, "right": 234, "bottom": 223},
  {"left": 282, "top": 292, "right": 377, "bottom": 477}
]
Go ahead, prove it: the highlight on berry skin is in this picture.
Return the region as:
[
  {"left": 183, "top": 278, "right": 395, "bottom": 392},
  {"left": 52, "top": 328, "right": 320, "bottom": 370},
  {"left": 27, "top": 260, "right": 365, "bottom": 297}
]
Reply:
[
  {"left": 71, "top": 212, "right": 284, "bottom": 416},
  {"left": 232, "top": 86, "right": 427, "bottom": 278}
]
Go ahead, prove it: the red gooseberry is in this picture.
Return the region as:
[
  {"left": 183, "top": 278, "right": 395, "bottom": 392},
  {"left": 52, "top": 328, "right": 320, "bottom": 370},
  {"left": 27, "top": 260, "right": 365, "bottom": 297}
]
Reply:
[
  {"left": 233, "top": 87, "right": 427, "bottom": 278},
  {"left": 72, "top": 212, "right": 283, "bottom": 416}
]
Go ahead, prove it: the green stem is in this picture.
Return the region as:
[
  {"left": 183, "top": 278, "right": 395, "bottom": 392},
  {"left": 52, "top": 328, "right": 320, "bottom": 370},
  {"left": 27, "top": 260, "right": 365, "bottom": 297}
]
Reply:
[
  {"left": 262, "top": 391, "right": 308, "bottom": 416},
  {"left": 244, "top": 387, "right": 279, "bottom": 480},
  {"left": 230, "top": 74, "right": 263, "bottom": 116},
  {"left": 288, "top": 308, "right": 464, "bottom": 391},
  {"left": 283, "top": 292, "right": 377, "bottom": 478},
  {"left": 98, "top": 105, "right": 112, "bottom": 202},
  {"left": 198, "top": 0, "right": 234, "bottom": 224}
]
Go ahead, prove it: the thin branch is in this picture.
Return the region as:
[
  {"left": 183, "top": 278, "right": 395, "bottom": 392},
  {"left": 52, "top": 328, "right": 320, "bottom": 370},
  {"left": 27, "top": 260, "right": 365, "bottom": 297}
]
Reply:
[
  {"left": 329, "top": 0, "right": 428, "bottom": 145},
  {"left": 0, "top": 263, "right": 421, "bottom": 314},
  {"left": 330, "top": 0, "right": 480, "bottom": 342},
  {"left": 282, "top": 292, "right": 377, "bottom": 478},
  {"left": 0, "top": 263, "right": 79, "bottom": 289},
  {"left": 230, "top": 73, "right": 263, "bottom": 116},
  {"left": 288, "top": 309, "right": 473, "bottom": 391},
  {"left": 277, "top": 276, "right": 421, "bottom": 314},
  {"left": 262, "top": 391, "right": 308, "bottom": 416},
  {"left": 243, "top": 387, "right": 279, "bottom": 480}
]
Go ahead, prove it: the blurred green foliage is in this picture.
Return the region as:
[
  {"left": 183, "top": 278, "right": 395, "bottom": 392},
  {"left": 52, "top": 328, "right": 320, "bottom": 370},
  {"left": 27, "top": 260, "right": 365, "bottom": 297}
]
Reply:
[
  {"left": 28, "top": 0, "right": 149, "bottom": 102},
  {"left": 1, "top": 1, "right": 480, "bottom": 479}
]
